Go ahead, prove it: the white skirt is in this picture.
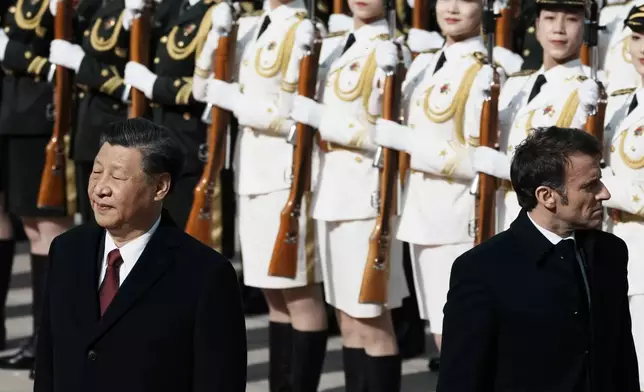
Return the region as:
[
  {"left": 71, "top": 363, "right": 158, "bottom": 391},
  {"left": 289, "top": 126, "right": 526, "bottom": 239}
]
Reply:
[
  {"left": 630, "top": 294, "right": 644, "bottom": 392},
  {"left": 319, "top": 218, "right": 409, "bottom": 319},
  {"left": 410, "top": 242, "right": 473, "bottom": 334},
  {"left": 239, "top": 190, "right": 322, "bottom": 289}
]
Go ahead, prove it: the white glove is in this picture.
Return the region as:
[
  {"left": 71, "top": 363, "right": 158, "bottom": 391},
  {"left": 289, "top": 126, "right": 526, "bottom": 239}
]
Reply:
[
  {"left": 123, "top": 0, "right": 146, "bottom": 31},
  {"left": 205, "top": 78, "right": 242, "bottom": 112},
  {"left": 212, "top": 2, "right": 233, "bottom": 33},
  {"left": 375, "top": 40, "right": 398, "bottom": 71},
  {"left": 471, "top": 146, "right": 511, "bottom": 180},
  {"left": 0, "top": 29, "right": 8, "bottom": 62},
  {"left": 579, "top": 79, "right": 599, "bottom": 113},
  {"left": 195, "top": 30, "right": 220, "bottom": 71},
  {"left": 49, "top": 39, "right": 85, "bottom": 72},
  {"left": 49, "top": 0, "right": 62, "bottom": 16},
  {"left": 406, "top": 29, "right": 444, "bottom": 54},
  {"left": 474, "top": 65, "right": 494, "bottom": 95},
  {"left": 294, "top": 19, "right": 315, "bottom": 54},
  {"left": 124, "top": 61, "right": 157, "bottom": 99},
  {"left": 374, "top": 119, "right": 415, "bottom": 153},
  {"left": 328, "top": 13, "right": 353, "bottom": 33},
  {"left": 493, "top": 46, "right": 523, "bottom": 75},
  {"left": 125, "top": 0, "right": 146, "bottom": 11},
  {"left": 407, "top": 0, "right": 414, "bottom": 8},
  {"left": 290, "top": 95, "right": 324, "bottom": 129},
  {"left": 192, "top": 74, "right": 208, "bottom": 102}
]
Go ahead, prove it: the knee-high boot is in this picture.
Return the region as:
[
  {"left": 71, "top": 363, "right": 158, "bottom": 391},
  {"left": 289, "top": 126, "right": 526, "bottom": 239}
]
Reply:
[
  {"left": 290, "top": 329, "right": 327, "bottom": 391},
  {"left": 365, "top": 354, "right": 402, "bottom": 392},
  {"left": 342, "top": 347, "right": 368, "bottom": 392},
  {"left": 269, "top": 321, "right": 293, "bottom": 392},
  {"left": 0, "top": 239, "right": 15, "bottom": 350}
]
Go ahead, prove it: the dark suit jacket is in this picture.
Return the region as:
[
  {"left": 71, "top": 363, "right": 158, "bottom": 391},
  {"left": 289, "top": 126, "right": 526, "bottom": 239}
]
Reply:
[
  {"left": 34, "top": 210, "right": 247, "bottom": 392},
  {"left": 436, "top": 210, "right": 639, "bottom": 392}
]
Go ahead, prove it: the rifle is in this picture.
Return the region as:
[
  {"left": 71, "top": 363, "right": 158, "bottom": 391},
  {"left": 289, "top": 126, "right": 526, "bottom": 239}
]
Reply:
[
  {"left": 583, "top": 0, "right": 607, "bottom": 143},
  {"left": 359, "top": 8, "right": 403, "bottom": 304},
  {"left": 495, "top": 0, "right": 517, "bottom": 49},
  {"left": 37, "top": 0, "right": 73, "bottom": 212},
  {"left": 472, "top": 0, "right": 501, "bottom": 245},
  {"left": 129, "top": 1, "right": 153, "bottom": 118},
  {"left": 268, "top": 2, "right": 322, "bottom": 278},
  {"left": 333, "top": 0, "right": 348, "bottom": 14},
  {"left": 185, "top": 3, "right": 238, "bottom": 247}
]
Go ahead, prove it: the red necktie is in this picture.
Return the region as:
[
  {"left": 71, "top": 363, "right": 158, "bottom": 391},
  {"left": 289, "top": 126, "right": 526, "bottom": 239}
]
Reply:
[{"left": 99, "top": 249, "right": 123, "bottom": 317}]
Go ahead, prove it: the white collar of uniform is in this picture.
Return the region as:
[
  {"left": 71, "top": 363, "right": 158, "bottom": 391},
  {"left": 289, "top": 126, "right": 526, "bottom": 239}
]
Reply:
[
  {"left": 348, "top": 18, "right": 389, "bottom": 43},
  {"left": 103, "top": 216, "right": 162, "bottom": 272},
  {"left": 265, "top": 0, "right": 306, "bottom": 22},
  {"left": 537, "top": 58, "right": 583, "bottom": 82},
  {"left": 440, "top": 35, "right": 485, "bottom": 63},
  {"left": 527, "top": 211, "right": 575, "bottom": 245}
]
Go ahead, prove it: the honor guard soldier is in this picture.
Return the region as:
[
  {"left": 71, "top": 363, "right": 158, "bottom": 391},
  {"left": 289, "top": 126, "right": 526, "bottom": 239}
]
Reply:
[
  {"left": 200, "top": 1, "right": 329, "bottom": 390},
  {"left": 472, "top": 0, "right": 599, "bottom": 232},
  {"left": 290, "top": 0, "right": 411, "bottom": 389},
  {"left": 48, "top": 0, "right": 132, "bottom": 224},
  {"left": 124, "top": 0, "right": 217, "bottom": 228},
  {"left": 599, "top": 0, "right": 636, "bottom": 70},
  {"left": 374, "top": 0, "right": 497, "bottom": 372},
  {"left": 0, "top": 0, "right": 76, "bottom": 374},
  {"left": 602, "top": 6, "right": 644, "bottom": 389}
]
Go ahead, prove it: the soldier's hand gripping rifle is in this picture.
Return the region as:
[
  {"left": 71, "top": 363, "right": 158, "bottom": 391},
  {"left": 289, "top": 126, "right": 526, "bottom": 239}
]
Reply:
[
  {"left": 471, "top": 0, "right": 501, "bottom": 245},
  {"left": 268, "top": 4, "right": 322, "bottom": 278},
  {"left": 359, "top": 6, "right": 404, "bottom": 304},
  {"left": 185, "top": 2, "right": 239, "bottom": 246},
  {"left": 37, "top": 0, "right": 73, "bottom": 211},
  {"left": 583, "top": 0, "right": 607, "bottom": 143},
  {"left": 129, "top": 0, "right": 154, "bottom": 118}
]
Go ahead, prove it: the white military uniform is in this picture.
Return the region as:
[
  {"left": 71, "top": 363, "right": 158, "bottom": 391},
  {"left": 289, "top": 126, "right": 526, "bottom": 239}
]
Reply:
[
  {"left": 603, "top": 17, "right": 643, "bottom": 95},
  {"left": 393, "top": 36, "right": 493, "bottom": 333},
  {"left": 497, "top": 60, "right": 593, "bottom": 231},
  {"left": 233, "top": 0, "right": 322, "bottom": 289},
  {"left": 599, "top": 0, "right": 639, "bottom": 70},
  {"left": 312, "top": 19, "right": 409, "bottom": 318},
  {"left": 603, "top": 87, "right": 644, "bottom": 391}
]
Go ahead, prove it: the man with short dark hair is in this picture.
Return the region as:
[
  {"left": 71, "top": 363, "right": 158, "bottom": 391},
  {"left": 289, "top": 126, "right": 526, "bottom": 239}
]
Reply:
[
  {"left": 437, "top": 127, "right": 640, "bottom": 392},
  {"left": 33, "top": 118, "right": 247, "bottom": 392}
]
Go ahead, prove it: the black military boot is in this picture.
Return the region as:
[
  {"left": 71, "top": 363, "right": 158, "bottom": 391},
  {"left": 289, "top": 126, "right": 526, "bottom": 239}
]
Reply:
[
  {"left": 342, "top": 347, "right": 368, "bottom": 392},
  {"left": 0, "top": 239, "right": 15, "bottom": 351},
  {"left": 0, "top": 254, "right": 47, "bottom": 373},
  {"left": 290, "top": 329, "right": 327, "bottom": 392},
  {"left": 365, "top": 354, "right": 402, "bottom": 392},
  {"left": 269, "top": 321, "right": 293, "bottom": 392}
]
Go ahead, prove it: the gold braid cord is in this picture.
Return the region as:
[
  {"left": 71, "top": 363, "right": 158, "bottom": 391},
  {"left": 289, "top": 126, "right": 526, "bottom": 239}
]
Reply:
[
  {"left": 525, "top": 90, "right": 579, "bottom": 133},
  {"left": 91, "top": 11, "right": 126, "bottom": 52},
  {"left": 254, "top": 19, "right": 303, "bottom": 79},
  {"left": 14, "top": 0, "right": 49, "bottom": 31},
  {"left": 167, "top": 7, "right": 215, "bottom": 61},
  {"left": 64, "top": 134, "right": 77, "bottom": 216},
  {"left": 619, "top": 130, "right": 644, "bottom": 169},
  {"left": 332, "top": 50, "right": 378, "bottom": 123},
  {"left": 209, "top": 178, "right": 223, "bottom": 252}
]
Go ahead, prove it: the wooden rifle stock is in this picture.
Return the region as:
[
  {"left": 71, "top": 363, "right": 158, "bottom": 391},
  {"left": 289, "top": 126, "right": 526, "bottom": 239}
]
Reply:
[
  {"left": 358, "top": 53, "right": 404, "bottom": 304},
  {"left": 185, "top": 25, "right": 239, "bottom": 245},
  {"left": 475, "top": 69, "right": 501, "bottom": 245},
  {"left": 580, "top": 43, "right": 590, "bottom": 66},
  {"left": 268, "top": 38, "right": 322, "bottom": 278},
  {"left": 129, "top": 3, "right": 153, "bottom": 118},
  {"left": 495, "top": 0, "right": 516, "bottom": 49},
  {"left": 333, "top": 0, "right": 348, "bottom": 14},
  {"left": 37, "top": 0, "right": 72, "bottom": 211}
]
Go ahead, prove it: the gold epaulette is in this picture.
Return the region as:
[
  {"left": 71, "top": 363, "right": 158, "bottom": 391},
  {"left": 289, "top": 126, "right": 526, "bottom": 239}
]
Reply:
[
  {"left": 325, "top": 30, "right": 348, "bottom": 38},
  {"left": 204, "top": 0, "right": 215, "bottom": 4},
  {"left": 417, "top": 48, "right": 440, "bottom": 54},
  {"left": 573, "top": 75, "right": 588, "bottom": 82},
  {"left": 611, "top": 87, "right": 637, "bottom": 96},
  {"left": 509, "top": 69, "right": 537, "bottom": 78},
  {"left": 472, "top": 52, "right": 488, "bottom": 64},
  {"left": 373, "top": 33, "right": 390, "bottom": 41},
  {"left": 242, "top": 9, "right": 264, "bottom": 17},
  {"left": 294, "top": 11, "right": 307, "bottom": 19}
]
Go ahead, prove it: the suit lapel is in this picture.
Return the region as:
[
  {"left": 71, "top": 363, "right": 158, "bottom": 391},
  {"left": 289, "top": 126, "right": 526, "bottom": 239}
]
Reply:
[
  {"left": 69, "top": 223, "right": 103, "bottom": 330},
  {"left": 89, "top": 212, "right": 181, "bottom": 345}
]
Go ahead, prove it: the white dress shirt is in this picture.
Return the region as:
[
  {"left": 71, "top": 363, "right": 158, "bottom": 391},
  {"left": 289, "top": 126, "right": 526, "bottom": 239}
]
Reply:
[
  {"left": 98, "top": 216, "right": 161, "bottom": 288},
  {"left": 527, "top": 211, "right": 575, "bottom": 245}
]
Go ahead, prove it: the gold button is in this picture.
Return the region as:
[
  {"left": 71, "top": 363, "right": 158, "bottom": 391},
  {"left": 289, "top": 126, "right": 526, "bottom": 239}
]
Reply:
[
  {"left": 183, "top": 112, "right": 191, "bottom": 120},
  {"left": 528, "top": 26, "right": 535, "bottom": 34},
  {"left": 79, "top": 92, "right": 85, "bottom": 99},
  {"left": 160, "top": 36, "right": 168, "bottom": 43},
  {"left": 9, "top": 6, "right": 15, "bottom": 13},
  {"left": 174, "top": 79, "right": 181, "bottom": 88},
  {"left": 101, "top": 69, "right": 109, "bottom": 77},
  {"left": 154, "top": 57, "right": 160, "bottom": 64},
  {"left": 177, "top": 41, "right": 185, "bottom": 48},
  {"left": 354, "top": 156, "right": 363, "bottom": 163},
  {"left": 34, "top": 76, "right": 40, "bottom": 82},
  {"left": 24, "top": 51, "right": 32, "bottom": 59},
  {"left": 610, "top": 145, "right": 616, "bottom": 152},
  {"left": 523, "top": 49, "right": 530, "bottom": 57},
  {"left": 348, "top": 123, "right": 355, "bottom": 128},
  {"left": 112, "top": 104, "right": 120, "bottom": 110},
  {"left": 242, "top": 59, "right": 249, "bottom": 66},
  {"left": 84, "top": 30, "right": 89, "bottom": 37},
  {"left": 267, "top": 108, "right": 273, "bottom": 113},
  {"left": 3, "top": 27, "right": 9, "bottom": 33},
  {"left": 239, "top": 84, "right": 244, "bottom": 93},
  {"left": 26, "top": 11, "right": 32, "bottom": 17},
  {"left": 410, "top": 124, "right": 416, "bottom": 129}
]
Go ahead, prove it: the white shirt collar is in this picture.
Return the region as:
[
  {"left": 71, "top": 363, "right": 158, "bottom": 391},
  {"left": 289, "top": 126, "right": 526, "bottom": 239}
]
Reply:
[
  {"left": 265, "top": 0, "right": 306, "bottom": 22},
  {"left": 102, "top": 216, "right": 161, "bottom": 284},
  {"left": 441, "top": 35, "right": 486, "bottom": 63},
  {"left": 349, "top": 18, "right": 389, "bottom": 43},
  {"left": 527, "top": 211, "right": 575, "bottom": 245},
  {"left": 537, "top": 58, "right": 583, "bottom": 82}
]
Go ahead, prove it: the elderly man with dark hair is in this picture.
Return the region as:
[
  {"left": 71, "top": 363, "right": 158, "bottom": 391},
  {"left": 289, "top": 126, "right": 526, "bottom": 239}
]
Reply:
[
  {"left": 437, "top": 127, "right": 640, "bottom": 392},
  {"left": 33, "top": 118, "right": 247, "bottom": 392}
]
